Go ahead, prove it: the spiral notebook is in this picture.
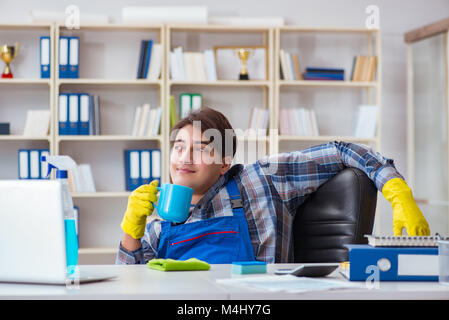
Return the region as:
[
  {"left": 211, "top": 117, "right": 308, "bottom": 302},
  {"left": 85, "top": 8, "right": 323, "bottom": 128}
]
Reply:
[{"left": 365, "top": 234, "right": 449, "bottom": 247}]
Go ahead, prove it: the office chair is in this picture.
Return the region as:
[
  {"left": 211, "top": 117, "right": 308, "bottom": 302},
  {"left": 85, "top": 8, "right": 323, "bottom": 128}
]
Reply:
[{"left": 293, "top": 167, "right": 377, "bottom": 263}]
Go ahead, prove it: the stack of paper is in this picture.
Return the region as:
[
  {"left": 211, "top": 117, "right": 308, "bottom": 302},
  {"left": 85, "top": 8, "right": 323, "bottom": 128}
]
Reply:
[
  {"left": 170, "top": 47, "right": 217, "bottom": 81},
  {"left": 216, "top": 275, "right": 360, "bottom": 293}
]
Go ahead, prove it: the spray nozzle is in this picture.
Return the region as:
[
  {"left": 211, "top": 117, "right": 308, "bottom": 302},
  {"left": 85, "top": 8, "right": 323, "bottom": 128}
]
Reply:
[{"left": 41, "top": 155, "right": 77, "bottom": 179}]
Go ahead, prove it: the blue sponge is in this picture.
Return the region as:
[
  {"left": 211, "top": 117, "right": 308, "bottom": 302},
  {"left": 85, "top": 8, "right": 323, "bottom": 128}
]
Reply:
[{"left": 231, "top": 261, "right": 267, "bottom": 274}]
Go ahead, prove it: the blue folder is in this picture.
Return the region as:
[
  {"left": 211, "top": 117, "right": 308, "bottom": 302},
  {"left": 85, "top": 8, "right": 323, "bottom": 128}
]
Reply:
[
  {"left": 344, "top": 244, "right": 439, "bottom": 281},
  {"left": 150, "top": 148, "right": 161, "bottom": 184},
  {"left": 78, "top": 93, "right": 90, "bottom": 135},
  {"left": 68, "top": 36, "right": 79, "bottom": 78},
  {"left": 40, "top": 36, "right": 51, "bottom": 79},
  {"left": 59, "top": 36, "right": 70, "bottom": 78},
  {"left": 124, "top": 150, "right": 142, "bottom": 191},
  {"left": 68, "top": 93, "right": 79, "bottom": 135},
  {"left": 58, "top": 93, "right": 69, "bottom": 135}
]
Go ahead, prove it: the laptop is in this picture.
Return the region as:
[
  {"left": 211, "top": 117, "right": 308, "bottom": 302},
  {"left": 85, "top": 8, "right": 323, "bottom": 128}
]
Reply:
[{"left": 0, "top": 180, "right": 117, "bottom": 285}]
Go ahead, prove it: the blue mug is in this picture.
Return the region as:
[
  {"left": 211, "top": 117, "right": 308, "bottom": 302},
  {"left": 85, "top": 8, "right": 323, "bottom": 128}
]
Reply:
[{"left": 155, "top": 183, "right": 194, "bottom": 223}]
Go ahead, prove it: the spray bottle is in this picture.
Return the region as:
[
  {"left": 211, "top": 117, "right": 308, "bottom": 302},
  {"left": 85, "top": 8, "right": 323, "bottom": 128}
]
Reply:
[{"left": 41, "top": 155, "right": 78, "bottom": 272}]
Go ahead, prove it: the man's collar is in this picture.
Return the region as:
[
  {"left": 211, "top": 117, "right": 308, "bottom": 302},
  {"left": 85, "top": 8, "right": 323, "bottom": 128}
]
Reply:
[{"left": 194, "top": 164, "right": 243, "bottom": 210}]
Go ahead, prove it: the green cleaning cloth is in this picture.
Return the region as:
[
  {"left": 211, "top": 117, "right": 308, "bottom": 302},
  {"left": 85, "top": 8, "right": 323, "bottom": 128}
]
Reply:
[{"left": 147, "top": 258, "right": 211, "bottom": 271}]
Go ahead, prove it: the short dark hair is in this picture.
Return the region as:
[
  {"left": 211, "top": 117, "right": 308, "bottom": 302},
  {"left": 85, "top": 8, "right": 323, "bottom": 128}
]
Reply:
[{"left": 170, "top": 107, "right": 237, "bottom": 159}]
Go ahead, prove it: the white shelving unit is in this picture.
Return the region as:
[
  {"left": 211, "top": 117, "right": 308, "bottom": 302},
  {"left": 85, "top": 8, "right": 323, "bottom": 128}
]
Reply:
[
  {"left": 274, "top": 26, "right": 382, "bottom": 229},
  {"left": 53, "top": 23, "right": 165, "bottom": 262},
  {"left": 0, "top": 23, "right": 382, "bottom": 263}
]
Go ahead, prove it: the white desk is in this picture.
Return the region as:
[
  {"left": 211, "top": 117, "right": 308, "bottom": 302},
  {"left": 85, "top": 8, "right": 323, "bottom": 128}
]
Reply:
[{"left": 0, "top": 264, "right": 448, "bottom": 300}]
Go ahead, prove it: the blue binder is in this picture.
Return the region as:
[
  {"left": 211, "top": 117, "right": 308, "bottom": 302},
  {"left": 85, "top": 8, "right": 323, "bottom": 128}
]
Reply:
[
  {"left": 344, "top": 244, "right": 439, "bottom": 281},
  {"left": 68, "top": 36, "right": 79, "bottom": 78},
  {"left": 124, "top": 150, "right": 141, "bottom": 191},
  {"left": 59, "top": 36, "right": 70, "bottom": 78},
  {"left": 18, "top": 149, "right": 30, "bottom": 179},
  {"left": 40, "top": 36, "right": 51, "bottom": 79},
  {"left": 78, "top": 93, "right": 90, "bottom": 135},
  {"left": 68, "top": 93, "right": 79, "bottom": 135},
  {"left": 150, "top": 148, "right": 161, "bottom": 184},
  {"left": 140, "top": 150, "right": 151, "bottom": 185},
  {"left": 39, "top": 150, "right": 50, "bottom": 179},
  {"left": 58, "top": 93, "right": 69, "bottom": 135},
  {"left": 137, "top": 40, "right": 148, "bottom": 79},
  {"left": 18, "top": 149, "right": 50, "bottom": 180}
]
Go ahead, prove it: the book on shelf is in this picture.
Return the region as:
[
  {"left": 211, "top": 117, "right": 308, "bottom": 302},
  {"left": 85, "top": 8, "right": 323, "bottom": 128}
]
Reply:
[
  {"left": 351, "top": 56, "right": 377, "bottom": 81},
  {"left": 303, "top": 67, "right": 344, "bottom": 81},
  {"left": 247, "top": 107, "right": 269, "bottom": 136},
  {"left": 179, "top": 93, "right": 203, "bottom": 118},
  {"left": 169, "top": 95, "right": 179, "bottom": 128},
  {"left": 137, "top": 40, "right": 162, "bottom": 80},
  {"left": 131, "top": 103, "right": 162, "bottom": 137},
  {"left": 67, "top": 163, "right": 96, "bottom": 193},
  {"left": 279, "top": 50, "right": 302, "bottom": 80},
  {"left": 18, "top": 149, "right": 49, "bottom": 180},
  {"left": 170, "top": 47, "right": 217, "bottom": 82},
  {"left": 279, "top": 108, "right": 319, "bottom": 136},
  {"left": 23, "top": 109, "right": 50, "bottom": 136},
  {"left": 59, "top": 93, "right": 100, "bottom": 136},
  {"left": 353, "top": 105, "right": 377, "bottom": 138}
]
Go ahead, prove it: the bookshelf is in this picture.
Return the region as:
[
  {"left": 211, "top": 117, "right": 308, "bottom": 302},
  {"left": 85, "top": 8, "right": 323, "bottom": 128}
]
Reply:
[
  {"left": 53, "top": 23, "right": 165, "bottom": 262},
  {"left": 0, "top": 23, "right": 55, "bottom": 182},
  {"left": 165, "top": 23, "right": 275, "bottom": 177},
  {"left": 0, "top": 23, "right": 382, "bottom": 263},
  {"left": 274, "top": 26, "right": 382, "bottom": 230}
]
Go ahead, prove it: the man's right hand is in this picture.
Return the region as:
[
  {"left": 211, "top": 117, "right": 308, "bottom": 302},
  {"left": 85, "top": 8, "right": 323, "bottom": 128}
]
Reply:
[{"left": 121, "top": 180, "right": 159, "bottom": 239}]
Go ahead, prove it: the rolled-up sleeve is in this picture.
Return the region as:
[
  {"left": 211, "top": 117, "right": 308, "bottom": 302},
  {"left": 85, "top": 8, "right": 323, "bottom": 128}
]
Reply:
[
  {"left": 257, "top": 141, "right": 404, "bottom": 212},
  {"left": 115, "top": 219, "right": 161, "bottom": 265}
]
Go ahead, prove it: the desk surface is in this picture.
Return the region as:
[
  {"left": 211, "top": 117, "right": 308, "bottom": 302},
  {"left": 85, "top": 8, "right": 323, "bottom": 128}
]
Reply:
[{"left": 1, "top": 264, "right": 449, "bottom": 300}]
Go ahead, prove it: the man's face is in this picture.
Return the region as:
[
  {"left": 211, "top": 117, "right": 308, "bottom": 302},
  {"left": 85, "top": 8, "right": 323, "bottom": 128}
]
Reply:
[{"left": 170, "top": 124, "right": 230, "bottom": 194}]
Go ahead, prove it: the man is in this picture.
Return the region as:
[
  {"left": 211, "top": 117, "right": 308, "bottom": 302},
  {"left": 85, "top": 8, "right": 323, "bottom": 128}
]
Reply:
[{"left": 117, "top": 107, "right": 430, "bottom": 264}]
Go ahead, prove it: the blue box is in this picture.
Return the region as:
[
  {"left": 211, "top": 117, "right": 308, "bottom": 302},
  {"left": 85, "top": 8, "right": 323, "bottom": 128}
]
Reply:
[{"left": 231, "top": 261, "right": 267, "bottom": 274}]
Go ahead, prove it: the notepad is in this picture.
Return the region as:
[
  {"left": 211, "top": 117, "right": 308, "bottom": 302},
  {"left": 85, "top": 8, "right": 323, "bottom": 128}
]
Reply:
[{"left": 365, "top": 234, "right": 449, "bottom": 247}]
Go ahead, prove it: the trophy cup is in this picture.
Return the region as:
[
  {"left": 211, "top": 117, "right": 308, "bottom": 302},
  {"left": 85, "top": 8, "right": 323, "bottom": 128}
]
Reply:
[
  {"left": 237, "top": 48, "right": 251, "bottom": 80},
  {"left": 1, "top": 43, "right": 19, "bottom": 78}
]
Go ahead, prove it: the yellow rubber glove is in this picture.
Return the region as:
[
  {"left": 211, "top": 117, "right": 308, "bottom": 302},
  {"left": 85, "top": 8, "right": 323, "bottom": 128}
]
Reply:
[
  {"left": 121, "top": 180, "right": 159, "bottom": 239},
  {"left": 382, "top": 178, "right": 430, "bottom": 236}
]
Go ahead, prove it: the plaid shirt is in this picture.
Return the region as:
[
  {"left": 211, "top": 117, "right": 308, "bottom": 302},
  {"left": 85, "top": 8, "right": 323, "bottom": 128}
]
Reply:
[{"left": 116, "top": 141, "right": 403, "bottom": 264}]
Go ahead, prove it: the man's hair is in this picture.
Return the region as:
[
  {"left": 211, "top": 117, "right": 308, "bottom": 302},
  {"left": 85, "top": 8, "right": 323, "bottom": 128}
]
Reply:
[{"left": 170, "top": 107, "right": 237, "bottom": 160}]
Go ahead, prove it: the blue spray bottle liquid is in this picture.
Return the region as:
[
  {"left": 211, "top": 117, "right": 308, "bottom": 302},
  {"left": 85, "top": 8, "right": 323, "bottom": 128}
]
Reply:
[{"left": 42, "top": 155, "right": 78, "bottom": 274}]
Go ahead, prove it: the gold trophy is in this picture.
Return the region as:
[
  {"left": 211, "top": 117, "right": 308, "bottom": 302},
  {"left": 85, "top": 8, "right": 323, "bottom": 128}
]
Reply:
[
  {"left": 237, "top": 48, "right": 251, "bottom": 80},
  {"left": 1, "top": 42, "right": 19, "bottom": 78}
]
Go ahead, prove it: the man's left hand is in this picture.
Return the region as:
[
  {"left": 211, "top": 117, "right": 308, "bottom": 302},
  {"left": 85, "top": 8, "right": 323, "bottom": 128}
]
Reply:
[{"left": 382, "top": 178, "right": 430, "bottom": 236}]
